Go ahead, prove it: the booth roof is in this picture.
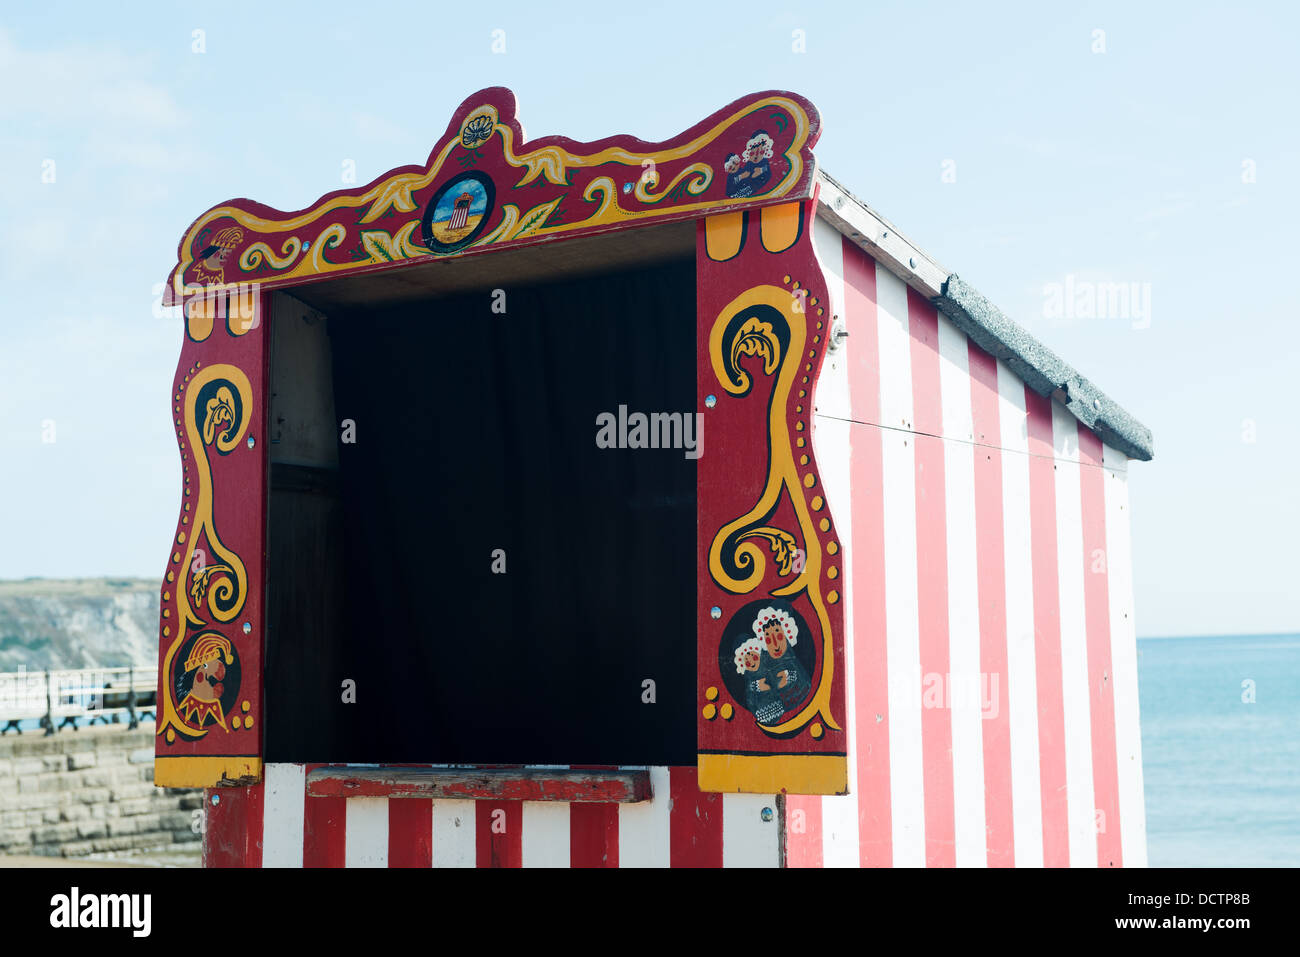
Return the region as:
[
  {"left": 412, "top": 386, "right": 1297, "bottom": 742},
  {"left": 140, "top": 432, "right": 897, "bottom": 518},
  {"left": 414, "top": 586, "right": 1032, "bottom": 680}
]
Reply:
[{"left": 816, "top": 170, "right": 1153, "bottom": 462}]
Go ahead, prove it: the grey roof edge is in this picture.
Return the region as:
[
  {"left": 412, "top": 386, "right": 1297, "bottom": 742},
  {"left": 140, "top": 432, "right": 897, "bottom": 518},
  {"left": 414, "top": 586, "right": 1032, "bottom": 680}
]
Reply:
[
  {"left": 815, "top": 169, "right": 1153, "bottom": 462},
  {"left": 937, "top": 275, "right": 1153, "bottom": 461}
]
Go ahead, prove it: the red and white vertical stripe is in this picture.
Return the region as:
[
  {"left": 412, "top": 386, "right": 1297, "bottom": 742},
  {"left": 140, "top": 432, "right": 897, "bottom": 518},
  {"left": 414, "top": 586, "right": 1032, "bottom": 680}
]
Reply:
[
  {"left": 794, "top": 221, "right": 1148, "bottom": 867},
  {"left": 204, "top": 766, "right": 783, "bottom": 868}
]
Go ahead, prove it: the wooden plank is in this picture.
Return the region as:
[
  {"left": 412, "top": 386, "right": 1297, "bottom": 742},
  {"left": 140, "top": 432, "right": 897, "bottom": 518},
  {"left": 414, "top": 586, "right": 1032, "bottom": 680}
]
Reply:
[
  {"left": 304, "top": 766, "right": 652, "bottom": 803},
  {"left": 815, "top": 172, "right": 948, "bottom": 301}
]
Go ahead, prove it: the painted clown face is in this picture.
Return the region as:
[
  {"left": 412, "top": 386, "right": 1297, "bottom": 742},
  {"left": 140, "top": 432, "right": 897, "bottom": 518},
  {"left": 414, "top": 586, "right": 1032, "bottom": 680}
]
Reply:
[
  {"left": 762, "top": 621, "right": 788, "bottom": 658},
  {"left": 744, "top": 133, "right": 774, "bottom": 164},
  {"left": 201, "top": 246, "right": 230, "bottom": 271},
  {"left": 191, "top": 658, "right": 226, "bottom": 702}
]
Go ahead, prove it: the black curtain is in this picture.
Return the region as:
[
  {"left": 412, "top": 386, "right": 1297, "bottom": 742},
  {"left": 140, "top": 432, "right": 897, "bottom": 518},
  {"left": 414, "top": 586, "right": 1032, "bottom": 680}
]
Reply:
[{"left": 295, "top": 259, "right": 697, "bottom": 765}]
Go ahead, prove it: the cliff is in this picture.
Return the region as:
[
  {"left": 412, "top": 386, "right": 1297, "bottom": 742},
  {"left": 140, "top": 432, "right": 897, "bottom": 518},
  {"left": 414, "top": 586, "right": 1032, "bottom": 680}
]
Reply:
[{"left": 0, "top": 579, "right": 158, "bottom": 671}]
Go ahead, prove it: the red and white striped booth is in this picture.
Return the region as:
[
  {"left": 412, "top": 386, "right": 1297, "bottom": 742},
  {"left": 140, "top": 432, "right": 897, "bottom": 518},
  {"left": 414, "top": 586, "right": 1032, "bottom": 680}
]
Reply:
[{"left": 157, "top": 88, "right": 1151, "bottom": 868}]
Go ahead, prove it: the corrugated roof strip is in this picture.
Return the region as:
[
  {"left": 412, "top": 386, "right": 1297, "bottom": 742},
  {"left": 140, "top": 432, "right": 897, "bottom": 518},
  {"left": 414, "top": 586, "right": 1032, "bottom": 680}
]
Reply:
[{"left": 816, "top": 170, "right": 1154, "bottom": 462}]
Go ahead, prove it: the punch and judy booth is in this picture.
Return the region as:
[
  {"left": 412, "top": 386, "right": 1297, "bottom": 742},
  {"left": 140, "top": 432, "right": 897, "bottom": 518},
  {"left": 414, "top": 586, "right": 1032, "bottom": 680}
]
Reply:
[{"left": 156, "top": 88, "right": 1153, "bottom": 868}]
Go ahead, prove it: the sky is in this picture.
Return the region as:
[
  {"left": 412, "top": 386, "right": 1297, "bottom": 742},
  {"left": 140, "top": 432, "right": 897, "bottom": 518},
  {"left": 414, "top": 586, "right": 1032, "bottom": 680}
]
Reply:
[{"left": 0, "top": 1, "right": 1295, "bottom": 638}]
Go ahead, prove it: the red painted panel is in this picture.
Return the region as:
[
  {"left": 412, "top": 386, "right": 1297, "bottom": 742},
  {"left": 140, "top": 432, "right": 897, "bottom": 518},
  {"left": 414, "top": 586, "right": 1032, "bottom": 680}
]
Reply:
[
  {"left": 669, "top": 766, "right": 724, "bottom": 867},
  {"left": 1078, "top": 429, "right": 1123, "bottom": 867},
  {"left": 570, "top": 804, "right": 620, "bottom": 868},
  {"left": 388, "top": 798, "right": 433, "bottom": 868},
  {"left": 841, "top": 239, "right": 892, "bottom": 867},
  {"left": 155, "top": 291, "right": 268, "bottom": 788},
  {"left": 967, "top": 343, "right": 1015, "bottom": 867},
  {"left": 476, "top": 801, "right": 523, "bottom": 868},
  {"left": 203, "top": 782, "right": 264, "bottom": 868},
  {"left": 569, "top": 764, "right": 620, "bottom": 868},
  {"left": 783, "top": 795, "right": 823, "bottom": 867},
  {"left": 1025, "top": 389, "right": 1069, "bottom": 867},
  {"left": 696, "top": 201, "right": 848, "bottom": 795},
  {"left": 303, "top": 763, "right": 346, "bottom": 869},
  {"left": 907, "top": 291, "right": 956, "bottom": 868}
]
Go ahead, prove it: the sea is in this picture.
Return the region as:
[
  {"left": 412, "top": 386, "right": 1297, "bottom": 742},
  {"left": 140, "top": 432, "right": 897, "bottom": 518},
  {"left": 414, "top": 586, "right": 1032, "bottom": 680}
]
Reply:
[{"left": 1138, "top": 633, "right": 1300, "bottom": 867}]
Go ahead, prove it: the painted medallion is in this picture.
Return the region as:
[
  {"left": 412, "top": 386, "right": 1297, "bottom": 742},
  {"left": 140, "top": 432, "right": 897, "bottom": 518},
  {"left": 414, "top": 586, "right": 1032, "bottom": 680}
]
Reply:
[{"left": 422, "top": 171, "right": 495, "bottom": 254}]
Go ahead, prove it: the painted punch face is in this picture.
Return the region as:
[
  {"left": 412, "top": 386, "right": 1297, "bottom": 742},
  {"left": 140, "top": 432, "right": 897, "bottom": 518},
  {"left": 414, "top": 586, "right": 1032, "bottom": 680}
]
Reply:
[
  {"left": 192, "top": 659, "right": 226, "bottom": 701},
  {"left": 762, "top": 622, "right": 787, "bottom": 658}
]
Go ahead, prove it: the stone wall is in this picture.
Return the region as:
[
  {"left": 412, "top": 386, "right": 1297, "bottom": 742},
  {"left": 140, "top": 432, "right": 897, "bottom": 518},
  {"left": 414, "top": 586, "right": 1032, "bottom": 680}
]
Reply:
[{"left": 0, "top": 723, "right": 201, "bottom": 857}]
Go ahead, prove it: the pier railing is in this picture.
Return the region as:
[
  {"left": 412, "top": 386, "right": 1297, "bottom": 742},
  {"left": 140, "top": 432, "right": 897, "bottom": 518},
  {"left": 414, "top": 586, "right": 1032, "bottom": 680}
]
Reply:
[{"left": 0, "top": 667, "right": 156, "bottom": 735}]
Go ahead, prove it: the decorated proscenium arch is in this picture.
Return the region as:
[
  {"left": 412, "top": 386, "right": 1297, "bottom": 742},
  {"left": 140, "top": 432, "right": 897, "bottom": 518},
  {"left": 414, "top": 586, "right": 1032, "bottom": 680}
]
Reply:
[
  {"left": 156, "top": 87, "right": 840, "bottom": 792},
  {"left": 160, "top": 87, "right": 821, "bottom": 306}
]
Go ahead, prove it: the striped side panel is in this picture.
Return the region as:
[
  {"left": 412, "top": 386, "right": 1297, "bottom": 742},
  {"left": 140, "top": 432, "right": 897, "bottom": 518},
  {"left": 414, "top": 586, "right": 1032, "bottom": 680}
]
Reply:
[{"left": 797, "top": 231, "right": 1145, "bottom": 869}]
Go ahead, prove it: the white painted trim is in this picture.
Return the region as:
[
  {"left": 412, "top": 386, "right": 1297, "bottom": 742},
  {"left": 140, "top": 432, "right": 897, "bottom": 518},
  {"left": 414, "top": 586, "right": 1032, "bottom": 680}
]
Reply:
[
  {"left": 812, "top": 413, "right": 860, "bottom": 866},
  {"left": 344, "top": 797, "right": 389, "bottom": 868},
  {"left": 938, "top": 320, "right": 987, "bottom": 867},
  {"left": 876, "top": 262, "right": 926, "bottom": 867},
  {"left": 1102, "top": 446, "right": 1148, "bottom": 867},
  {"left": 816, "top": 172, "right": 948, "bottom": 301},
  {"left": 722, "top": 793, "right": 781, "bottom": 867},
  {"left": 617, "top": 765, "right": 671, "bottom": 867},
  {"left": 1052, "top": 404, "right": 1099, "bottom": 867},
  {"left": 521, "top": 801, "right": 571, "bottom": 868},
  {"left": 262, "top": 763, "right": 305, "bottom": 868},
  {"left": 812, "top": 215, "right": 851, "bottom": 421},
  {"left": 996, "top": 362, "right": 1044, "bottom": 867},
  {"left": 431, "top": 800, "right": 476, "bottom": 868}
]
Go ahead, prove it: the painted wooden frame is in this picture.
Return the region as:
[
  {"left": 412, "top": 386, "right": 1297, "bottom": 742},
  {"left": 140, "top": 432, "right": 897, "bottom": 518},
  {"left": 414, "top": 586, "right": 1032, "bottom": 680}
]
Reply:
[{"left": 156, "top": 87, "right": 847, "bottom": 795}]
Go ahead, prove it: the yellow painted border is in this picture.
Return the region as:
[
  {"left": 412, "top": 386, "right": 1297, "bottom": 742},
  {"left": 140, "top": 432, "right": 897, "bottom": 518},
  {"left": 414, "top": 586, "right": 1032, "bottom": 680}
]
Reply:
[
  {"left": 697, "top": 753, "right": 847, "bottom": 796},
  {"left": 155, "top": 756, "right": 262, "bottom": 789}
]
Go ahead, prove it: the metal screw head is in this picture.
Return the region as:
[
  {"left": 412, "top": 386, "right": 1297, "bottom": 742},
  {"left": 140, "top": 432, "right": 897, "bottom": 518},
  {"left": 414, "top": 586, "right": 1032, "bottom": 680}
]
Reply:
[
  {"left": 705, "top": 394, "right": 717, "bottom": 408},
  {"left": 761, "top": 807, "right": 774, "bottom": 822},
  {"left": 710, "top": 606, "right": 722, "bottom": 620},
  {"left": 210, "top": 794, "right": 220, "bottom": 806},
  {"left": 247, "top": 435, "right": 256, "bottom": 449},
  {"left": 242, "top": 622, "right": 252, "bottom": 635}
]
